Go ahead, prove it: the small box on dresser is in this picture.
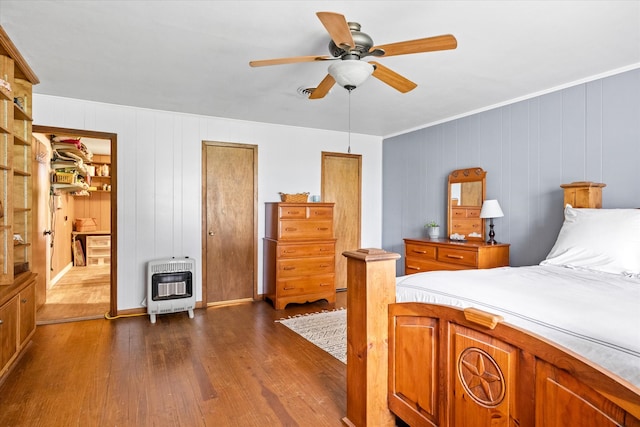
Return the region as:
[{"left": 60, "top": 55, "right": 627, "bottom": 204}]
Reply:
[
  {"left": 450, "top": 206, "right": 483, "bottom": 237},
  {"left": 404, "top": 238, "right": 510, "bottom": 275},
  {"left": 263, "top": 202, "right": 336, "bottom": 309}
]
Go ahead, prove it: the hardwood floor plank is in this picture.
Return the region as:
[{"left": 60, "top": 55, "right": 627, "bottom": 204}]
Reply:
[{"left": 2, "top": 295, "right": 347, "bottom": 426}]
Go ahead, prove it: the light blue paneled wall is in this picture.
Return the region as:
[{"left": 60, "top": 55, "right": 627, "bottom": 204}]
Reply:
[{"left": 383, "top": 68, "right": 640, "bottom": 275}]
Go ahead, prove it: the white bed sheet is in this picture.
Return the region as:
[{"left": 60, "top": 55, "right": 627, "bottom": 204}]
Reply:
[{"left": 395, "top": 265, "right": 640, "bottom": 388}]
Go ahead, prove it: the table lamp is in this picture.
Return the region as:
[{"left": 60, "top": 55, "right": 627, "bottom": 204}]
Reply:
[{"left": 480, "top": 199, "right": 504, "bottom": 244}]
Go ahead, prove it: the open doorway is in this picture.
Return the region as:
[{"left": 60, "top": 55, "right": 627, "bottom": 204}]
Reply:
[{"left": 33, "top": 125, "right": 117, "bottom": 323}]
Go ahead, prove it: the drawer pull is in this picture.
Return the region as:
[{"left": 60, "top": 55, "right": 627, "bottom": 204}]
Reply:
[
  {"left": 446, "top": 255, "right": 464, "bottom": 259},
  {"left": 0, "top": 319, "right": 3, "bottom": 325},
  {"left": 283, "top": 286, "right": 295, "bottom": 290},
  {"left": 21, "top": 298, "right": 27, "bottom": 303},
  {"left": 319, "top": 283, "right": 331, "bottom": 287},
  {"left": 283, "top": 250, "right": 296, "bottom": 254},
  {"left": 283, "top": 266, "right": 296, "bottom": 271},
  {"left": 319, "top": 264, "right": 329, "bottom": 268},
  {"left": 285, "top": 227, "right": 298, "bottom": 232},
  {"left": 406, "top": 265, "right": 421, "bottom": 271},
  {"left": 317, "top": 227, "right": 329, "bottom": 231},
  {"left": 286, "top": 211, "right": 301, "bottom": 215},
  {"left": 412, "top": 249, "right": 428, "bottom": 254}
]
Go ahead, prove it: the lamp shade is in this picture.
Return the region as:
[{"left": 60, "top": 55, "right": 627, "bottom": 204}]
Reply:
[
  {"left": 328, "top": 60, "right": 374, "bottom": 89},
  {"left": 480, "top": 199, "right": 504, "bottom": 219}
]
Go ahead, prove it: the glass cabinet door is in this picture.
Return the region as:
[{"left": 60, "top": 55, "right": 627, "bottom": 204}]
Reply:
[
  {"left": 12, "top": 77, "right": 32, "bottom": 277},
  {"left": 0, "top": 143, "right": 9, "bottom": 284},
  {"left": 0, "top": 55, "right": 13, "bottom": 284}
]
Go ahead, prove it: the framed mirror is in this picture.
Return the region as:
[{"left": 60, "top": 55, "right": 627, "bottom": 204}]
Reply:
[{"left": 447, "top": 167, "right": 486, "bottom": 241}]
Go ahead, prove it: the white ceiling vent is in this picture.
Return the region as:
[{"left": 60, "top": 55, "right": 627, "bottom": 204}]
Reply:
[{"left": 297, "top": 86, "right": 316, "bottom": 98}]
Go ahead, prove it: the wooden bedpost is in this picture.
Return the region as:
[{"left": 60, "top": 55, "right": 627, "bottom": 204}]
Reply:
[
  {"left": 342, "top": 248, "right": 400, "bottom": 427},
  {"left": 560, "top": 181, "right": 606, "bottom": 208}
]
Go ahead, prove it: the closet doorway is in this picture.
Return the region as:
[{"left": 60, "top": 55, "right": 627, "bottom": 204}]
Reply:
[
  {"left": 33, "top": 125, "right": 117, "bottom": 323},
  {"left": 202, "top": 141, "right": 257, "bottom": 305}
]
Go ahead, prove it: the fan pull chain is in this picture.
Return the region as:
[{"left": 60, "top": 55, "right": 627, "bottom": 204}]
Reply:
[{"left": 347, "top": 88, "right": 352, "bottom": 154}]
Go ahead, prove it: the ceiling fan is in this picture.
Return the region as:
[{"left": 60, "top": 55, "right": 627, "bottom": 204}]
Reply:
[{"left": 249, "top": 11, "right": 457, "bottom": 99}]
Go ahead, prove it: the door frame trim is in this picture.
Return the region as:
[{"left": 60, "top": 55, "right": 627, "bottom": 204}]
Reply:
[
  {"left": 201, "top": 141, "right": 258, "bottom": 304},
  {"left": 33, "top": 125, "right": 118, "bottom": 317}
]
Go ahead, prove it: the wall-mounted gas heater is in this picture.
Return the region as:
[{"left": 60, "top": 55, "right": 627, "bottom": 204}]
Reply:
[{"left": 147, "top": 257, "right": 196, "bottom": 323}]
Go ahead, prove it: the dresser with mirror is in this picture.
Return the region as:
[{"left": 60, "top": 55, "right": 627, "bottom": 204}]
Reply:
[{"left": 404, "top": 167, "right": 510, "bottom": 274}]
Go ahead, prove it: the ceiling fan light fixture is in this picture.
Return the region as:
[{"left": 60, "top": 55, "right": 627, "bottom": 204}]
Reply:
[{"left": 328, "top": 60, "right": 374, "bottom": 90}]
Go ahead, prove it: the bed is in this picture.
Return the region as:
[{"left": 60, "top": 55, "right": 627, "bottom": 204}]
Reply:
[{"left": 342, "top": 196, "right": 640, "bottom": 426}]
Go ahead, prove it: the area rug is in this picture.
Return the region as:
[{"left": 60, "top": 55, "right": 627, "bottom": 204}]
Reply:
[{"left": 277, "top": 308, "right": 346, "bottom": 364}]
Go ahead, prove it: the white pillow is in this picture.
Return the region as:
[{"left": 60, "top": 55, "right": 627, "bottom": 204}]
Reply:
[{"left": 541, "top": 205, "right": 640, "bottom": 275}]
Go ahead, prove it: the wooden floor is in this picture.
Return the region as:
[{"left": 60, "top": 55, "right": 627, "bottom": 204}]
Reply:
[
  {"left": 0, "top": 292, "right": 349, "bottom": 426},
  {"left": 36, "top": 265, "right": 111, "bottom": 324}
]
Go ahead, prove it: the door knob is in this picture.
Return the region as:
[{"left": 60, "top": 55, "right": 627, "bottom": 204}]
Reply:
[{"left": 208, "top": 231, "right": 216, "bottom": 236}]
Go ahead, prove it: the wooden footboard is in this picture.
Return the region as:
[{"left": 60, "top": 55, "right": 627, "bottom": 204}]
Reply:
[
  {"left": 343, "top": 248, "right": 640, "bottom": 427},
  {"left": 389, "top": 303, "right": 640, "bottom": 427}
]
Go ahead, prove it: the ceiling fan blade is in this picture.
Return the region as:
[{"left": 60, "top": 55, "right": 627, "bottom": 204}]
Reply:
[
  {"left": 373, "top": 34, "right": 457, "bottom": 57},
  {"left": 316, "top": 11, "right": 355, "bottom": 49},
  {"left": 249, "top": 55, "right": 332, "bottom": 67},
  {"left": 308, "top": 74, "right": 336, "bottom": 99},
  {"left": 370, "top": 61, "right": 417, "bottom": 93}
]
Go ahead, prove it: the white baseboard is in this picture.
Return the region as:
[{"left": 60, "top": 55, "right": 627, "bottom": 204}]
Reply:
[{"left": 49, "top": 262, "right": 73, "bottom": 288}]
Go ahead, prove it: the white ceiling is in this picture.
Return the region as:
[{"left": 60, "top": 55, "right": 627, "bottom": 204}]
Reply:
[{"left": 1, "top": 1, "right": 639, "bottom": 138}]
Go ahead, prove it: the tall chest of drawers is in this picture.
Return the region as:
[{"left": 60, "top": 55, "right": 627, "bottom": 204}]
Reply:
[{"left": 263, "top": 203, "right": 336, "bottom": 309}]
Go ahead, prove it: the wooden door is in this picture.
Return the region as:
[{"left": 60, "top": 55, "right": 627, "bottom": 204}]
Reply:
[
  {"left": 321, "top": 152, "right": 361, "bottom": 290},
  {"left": 203, "top": 142, "right": 257, "bottom": 304},
  {"left": 32, "top": 136, "right": 50, "bottom": 309}
]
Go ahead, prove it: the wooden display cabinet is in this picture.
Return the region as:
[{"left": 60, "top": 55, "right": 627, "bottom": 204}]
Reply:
[
  {"left": 0, "top": 25, "right": 39, "bottom": 383},
  {"left": 0, "top": 26, "right": 39, "bottom": 284}
]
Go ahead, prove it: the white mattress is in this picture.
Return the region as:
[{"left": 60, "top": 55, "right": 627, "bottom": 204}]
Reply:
[{"left": 395, "top": 265, "right": 640, "bottom": 388}]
